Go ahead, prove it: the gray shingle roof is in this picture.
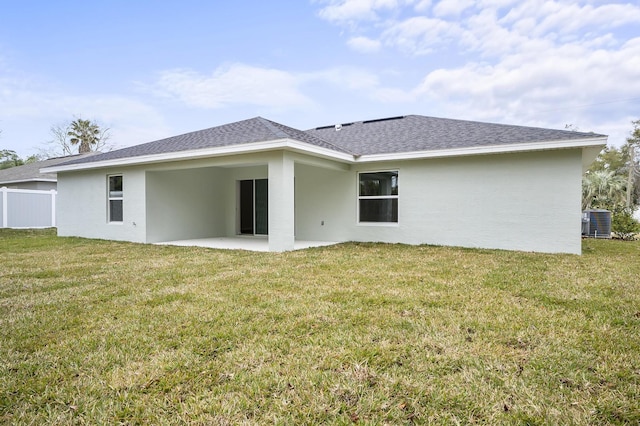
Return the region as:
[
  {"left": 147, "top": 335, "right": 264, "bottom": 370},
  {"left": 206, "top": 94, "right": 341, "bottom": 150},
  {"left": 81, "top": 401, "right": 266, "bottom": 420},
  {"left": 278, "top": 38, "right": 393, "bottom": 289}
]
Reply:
[
  {"left": 0, "top": 153, "right": 96, "bottom": 184},
  {"left": 52, "top": 115, "right": 606, "bottom": 168},
  {"left": 262, "top": 118, "right": 355, "bottom": 155},
  {"left": 306, "top": 115, "right": 606, "bottom": 155},
  {"left": 57, "top": 117, "right": 353, "bottom": 167}
]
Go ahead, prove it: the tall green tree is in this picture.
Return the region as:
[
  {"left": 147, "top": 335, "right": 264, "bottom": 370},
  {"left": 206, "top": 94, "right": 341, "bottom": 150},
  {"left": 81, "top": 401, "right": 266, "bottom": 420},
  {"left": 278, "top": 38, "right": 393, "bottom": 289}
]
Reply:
[
  {"left": 41, "top": 118, "right": 111, "bottom": 157},
  {"left": 625, "top": 119, "right": 640, "bottom": 208},
  {"left": 583, "top": 120, "right": 640, "bottom": 212},
  {"left": 0, "top": 149, "right": 24, "bottom": 170},
  {"left": 67, "top": 119, "right": 103, "bottom": 153},
  {"left": 588, "top": 145, "right": 629, "bottom": 174}
]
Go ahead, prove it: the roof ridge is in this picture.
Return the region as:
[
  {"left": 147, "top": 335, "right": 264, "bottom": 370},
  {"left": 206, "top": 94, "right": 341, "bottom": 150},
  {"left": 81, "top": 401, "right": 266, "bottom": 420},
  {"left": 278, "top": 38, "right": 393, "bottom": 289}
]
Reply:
[
  {"left": 305, "top": 132, "right": 358, "bottom": 156},
  {"left": 254, "top": 117, "right": 292, "bottom": 140},
  {"left": 259, "top": 117, "right": 358, "bottom": 156}
]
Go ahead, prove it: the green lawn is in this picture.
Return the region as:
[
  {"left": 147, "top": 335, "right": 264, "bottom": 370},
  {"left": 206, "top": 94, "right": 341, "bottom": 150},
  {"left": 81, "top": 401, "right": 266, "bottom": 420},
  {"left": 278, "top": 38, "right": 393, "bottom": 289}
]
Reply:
[{"left": 1, "top": 229, "right": 639, "bottom": 425}]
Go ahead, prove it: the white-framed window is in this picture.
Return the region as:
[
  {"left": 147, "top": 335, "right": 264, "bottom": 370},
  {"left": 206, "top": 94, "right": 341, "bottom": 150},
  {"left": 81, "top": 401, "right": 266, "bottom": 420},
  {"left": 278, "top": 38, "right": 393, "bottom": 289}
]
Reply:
[
  {"left": 358, "top": 171, "right": 398, "bottom": 223},
  {"left": 108, "top": 175, "right": 123, "bottom": 223}
]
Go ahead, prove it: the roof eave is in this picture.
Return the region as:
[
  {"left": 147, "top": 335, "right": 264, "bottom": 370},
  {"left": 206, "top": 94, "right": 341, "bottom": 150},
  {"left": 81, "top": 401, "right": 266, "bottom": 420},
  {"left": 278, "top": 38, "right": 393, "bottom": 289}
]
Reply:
[
  {"left": 354, "top": 137, "right": 608, "bottom": 163},
  {"left": 41, "top": 139, "right": 354, "bottom": 173},
  {"left": 41, "top": 135, "right": 608, "bottom": 173}
]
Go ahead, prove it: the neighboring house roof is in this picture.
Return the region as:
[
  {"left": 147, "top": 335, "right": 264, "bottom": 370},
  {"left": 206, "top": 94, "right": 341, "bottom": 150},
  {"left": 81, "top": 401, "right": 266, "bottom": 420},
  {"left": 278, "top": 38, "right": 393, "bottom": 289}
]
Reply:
[
  {"left": 0, "top": 153, "right": 96, "bottom": 185},
  {"left": 43, "top": 115, "right": 608, "bottom": 172}
]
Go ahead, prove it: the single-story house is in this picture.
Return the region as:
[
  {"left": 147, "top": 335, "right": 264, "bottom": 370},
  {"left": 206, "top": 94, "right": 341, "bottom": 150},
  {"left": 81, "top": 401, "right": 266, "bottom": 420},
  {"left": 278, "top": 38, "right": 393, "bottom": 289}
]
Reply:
[
  {"left": 43, "top": 115, "right": 606, "bottom": 254},
  {"left": 0, "top": 153, "right": 97, "bottom": 190}
]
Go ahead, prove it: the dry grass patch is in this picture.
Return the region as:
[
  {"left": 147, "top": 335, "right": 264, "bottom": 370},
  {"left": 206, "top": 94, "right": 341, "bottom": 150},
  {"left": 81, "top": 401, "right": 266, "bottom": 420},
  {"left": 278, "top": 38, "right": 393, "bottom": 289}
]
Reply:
[{"left": 1, "top": 229, "right": 639, "bottom": 424}]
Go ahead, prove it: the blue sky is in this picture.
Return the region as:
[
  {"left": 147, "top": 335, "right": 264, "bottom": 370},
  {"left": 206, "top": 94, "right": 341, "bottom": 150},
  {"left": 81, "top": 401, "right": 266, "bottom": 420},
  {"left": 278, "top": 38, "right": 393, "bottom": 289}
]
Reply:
[{"left": 1, "top": 0, "right": 639, "bottom": 157}]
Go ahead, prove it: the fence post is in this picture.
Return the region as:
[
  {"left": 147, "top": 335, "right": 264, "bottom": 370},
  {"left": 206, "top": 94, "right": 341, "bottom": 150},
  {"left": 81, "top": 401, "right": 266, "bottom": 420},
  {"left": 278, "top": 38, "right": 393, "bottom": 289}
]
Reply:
[
  {"left": 50, "top": 189, "right": 57, "bottom": 227},
  {"left": 1, "top": 187, "right": 7, "bottom": 228}
]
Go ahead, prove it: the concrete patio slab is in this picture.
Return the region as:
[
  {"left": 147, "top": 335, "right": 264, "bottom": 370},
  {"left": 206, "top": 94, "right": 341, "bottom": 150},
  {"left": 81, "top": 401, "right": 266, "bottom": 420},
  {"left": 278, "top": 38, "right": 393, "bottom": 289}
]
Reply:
[{"left": 155, "top": 237, "right": 339, "bottom": 252}]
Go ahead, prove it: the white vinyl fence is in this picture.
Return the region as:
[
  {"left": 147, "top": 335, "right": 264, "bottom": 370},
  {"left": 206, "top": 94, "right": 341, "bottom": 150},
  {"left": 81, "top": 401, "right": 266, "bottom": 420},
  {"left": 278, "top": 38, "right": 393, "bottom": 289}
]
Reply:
[{"left": 0, "top": 187, "right": 57, "bottom": 228}]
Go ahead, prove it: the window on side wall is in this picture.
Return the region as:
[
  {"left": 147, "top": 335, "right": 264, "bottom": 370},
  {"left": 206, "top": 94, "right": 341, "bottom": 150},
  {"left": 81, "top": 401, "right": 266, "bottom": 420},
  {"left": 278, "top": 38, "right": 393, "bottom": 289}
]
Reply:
[
  {"left": 358, "top": 171, "right": 398, "bottom": 223},
  {"left": 108, "top": 175, "right": 123, "bottom": 223}
]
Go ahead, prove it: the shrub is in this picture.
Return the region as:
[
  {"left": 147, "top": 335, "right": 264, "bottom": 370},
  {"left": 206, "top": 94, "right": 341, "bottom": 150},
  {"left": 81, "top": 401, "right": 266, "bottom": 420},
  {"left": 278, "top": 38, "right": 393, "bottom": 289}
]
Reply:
[{"left": 612, "top": 209, "right": 640, "bottom": 240}]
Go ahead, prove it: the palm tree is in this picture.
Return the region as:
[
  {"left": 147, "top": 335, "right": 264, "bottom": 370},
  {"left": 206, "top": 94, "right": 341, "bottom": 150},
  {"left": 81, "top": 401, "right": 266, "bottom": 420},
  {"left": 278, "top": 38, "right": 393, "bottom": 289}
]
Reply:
[
  {"left": 582, "top": 169, "right": 627, "bottom": 210},
  {"left": 67, "top": 119, "right": 101, "bottom": 153}
]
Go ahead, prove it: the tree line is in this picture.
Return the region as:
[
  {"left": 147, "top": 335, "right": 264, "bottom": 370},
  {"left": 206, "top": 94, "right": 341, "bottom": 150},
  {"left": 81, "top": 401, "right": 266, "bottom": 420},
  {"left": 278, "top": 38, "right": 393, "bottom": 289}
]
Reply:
[{"left": 582, "top": 119, "right": 640, "bottom": 237}]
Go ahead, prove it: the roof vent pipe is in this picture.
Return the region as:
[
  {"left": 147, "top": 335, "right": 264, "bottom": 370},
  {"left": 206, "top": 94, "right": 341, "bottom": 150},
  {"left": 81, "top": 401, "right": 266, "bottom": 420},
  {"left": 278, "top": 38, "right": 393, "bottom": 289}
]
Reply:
[{"left": 335, "top": 124, "right": 342, "bottom": 131}]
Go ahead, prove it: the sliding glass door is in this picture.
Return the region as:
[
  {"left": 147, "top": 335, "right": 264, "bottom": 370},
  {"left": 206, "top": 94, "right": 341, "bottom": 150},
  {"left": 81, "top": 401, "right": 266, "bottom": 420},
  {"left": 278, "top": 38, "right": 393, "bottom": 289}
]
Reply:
[{"left": 239, "top": 179, "right": 268, "bottom": 235}]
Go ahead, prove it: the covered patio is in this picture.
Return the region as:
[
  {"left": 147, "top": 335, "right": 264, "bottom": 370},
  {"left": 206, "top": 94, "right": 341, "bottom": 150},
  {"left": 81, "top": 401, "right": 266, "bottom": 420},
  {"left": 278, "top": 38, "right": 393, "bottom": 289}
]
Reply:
[
  {"left": 144, "top": 150, "right": 351, "bottom": 252},
  {"left": 155, "top": 236, "right": 339, "bottom": 252}
]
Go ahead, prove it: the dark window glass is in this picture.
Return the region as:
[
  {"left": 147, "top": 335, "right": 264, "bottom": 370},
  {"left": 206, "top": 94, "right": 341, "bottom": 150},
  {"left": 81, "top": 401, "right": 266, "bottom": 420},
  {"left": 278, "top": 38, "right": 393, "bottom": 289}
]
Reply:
[
  {"left": 359, "top": 199, "right": 398, "bottom": 223},
  {"left": 358, "top": 171, "right": 398, "bottom": 223},
  {"left": 108, "top": 175, "right": 123, "bottom": 222},
  {"left": 359, "top": 172, "right": 398, "bottom": 196},
  {"left": 239, "top": 179, "right": 268, "bottom": 235},
  {"left": 240, "top": 180, "right": 254, "bottom": 234},
  {"left": 109, "top": 200, "right": 123, "bottom": 222},
  {"left": 109, "top": 175, "right": 123, "bottom": 197}
]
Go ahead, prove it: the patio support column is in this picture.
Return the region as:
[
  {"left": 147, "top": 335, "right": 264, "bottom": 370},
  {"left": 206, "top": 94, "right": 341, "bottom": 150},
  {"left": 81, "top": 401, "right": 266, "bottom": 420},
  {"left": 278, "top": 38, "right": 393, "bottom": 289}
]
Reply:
[{"left": 268, "top": 151, "right": 295, "bottom": 252}]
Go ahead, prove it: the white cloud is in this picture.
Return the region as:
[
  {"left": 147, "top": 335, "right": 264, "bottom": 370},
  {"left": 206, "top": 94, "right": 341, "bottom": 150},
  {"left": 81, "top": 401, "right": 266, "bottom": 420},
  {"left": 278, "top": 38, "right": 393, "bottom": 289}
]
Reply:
[
  {"left": 303, "top": 66, "right": 381, "bottom": 91},
  {"left": 381, "top": 16, "right": 462, "bottom": 54},
  {"left": 433, "top": 0, "right": 475, "bottom": 17},
  {"left": 151, "top": 64, "right": 311, "bottom": 109},
  {"left": 477, "top": 0, "right": 516, "bottom": 8},
  {"left": 502, "top": 2, "right": 640, "bottom": 37},
  {"left": 413, "top": 36, "right": 640, "bottom": 134},
  {"left": 149, "top": 63, "right": 395, "bottom": 106},
  {"left": 318, "top": 0, "right": 640, "bottom": 58},
  {"left": 347, "top": 35, "right": 382, "bottom": 52},
  {"left": 0, "top": 71, "right": 52, "bottom": 119},
  {"left": 370, "top": 86, "right": 415, "bottom": 102},
  {"left": 459, "top": 8, "right": 535, "bottom": 58},
  {"left": 414, "top": 0, "right": 432, "bottom": 12},
  {"left": 303, "top": 66, "right": 415, "bottom": 103},
  {"left": 316, "top": 0, "right": 410, "bottom": 24}
]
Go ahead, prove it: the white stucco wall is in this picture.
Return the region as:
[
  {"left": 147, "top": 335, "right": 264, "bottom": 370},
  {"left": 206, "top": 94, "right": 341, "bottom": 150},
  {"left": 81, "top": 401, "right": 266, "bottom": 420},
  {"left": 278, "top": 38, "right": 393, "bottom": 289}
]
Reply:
[
  {"left": 57, "top": 167, "right": 147, "bottom": 242},
  {"left": 351, "top": 149, "right": 583, "bottom": 253},
  {"left": 294, "top": 163, "right": 352, "bottom": 242},
  {"left": 266, "top": 152, "right": 294, "bottom": 251},
  {"left": 146, "top": 167, "right": 228, "bottom": 242},
  {"left": 56, "top": 147, "right": 584, "bottom": 254},
  {"left": 295, "top": 148, "right": 583, "bottom": 253}
]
